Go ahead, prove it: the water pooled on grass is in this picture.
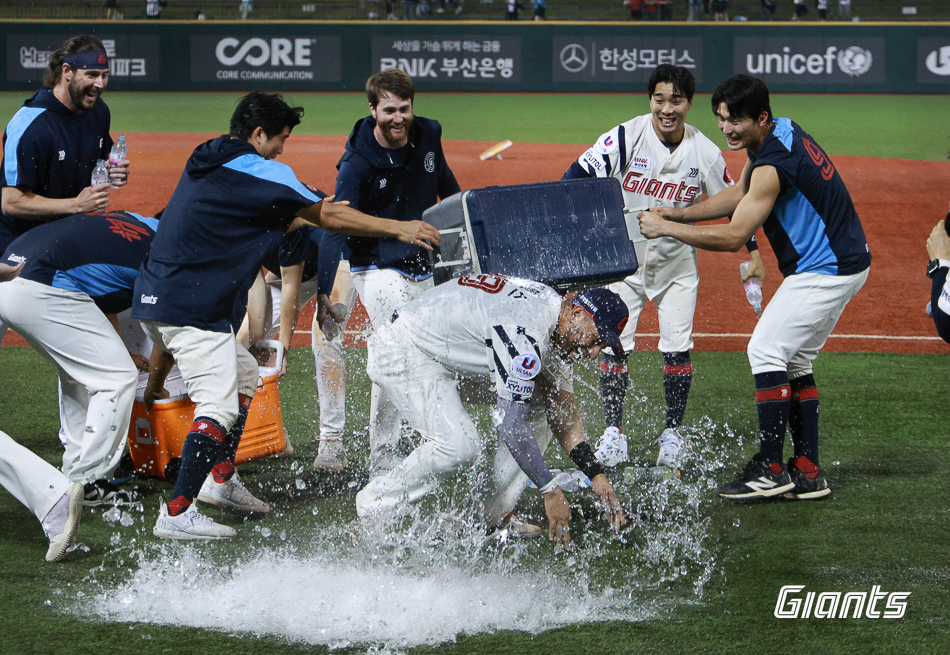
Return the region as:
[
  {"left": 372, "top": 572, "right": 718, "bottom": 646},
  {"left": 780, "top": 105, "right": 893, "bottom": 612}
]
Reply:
[{"left": 74, "top": 415, "right": 739, "bottom": 652}]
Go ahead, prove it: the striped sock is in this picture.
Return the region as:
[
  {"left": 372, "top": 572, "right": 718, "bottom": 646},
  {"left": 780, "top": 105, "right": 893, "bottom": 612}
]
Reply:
[
  {"left": 168, "top": 417, "right": 227, "bottom": 515},
  {"left": 789, "top": 374, "right": 820, "bottom": 466},
  {"left": 663, "top": 351, "right": 692, "bottom": 429},
  {"left": 754, "top": 371, "right": 791, "bottom": 463}
]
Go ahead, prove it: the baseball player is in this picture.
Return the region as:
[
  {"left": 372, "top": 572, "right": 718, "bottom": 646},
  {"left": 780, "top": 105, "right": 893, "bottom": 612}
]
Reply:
[
  {"left": 562, "top": 64, "right": 763, "bottom": 469},
  {"left": 1, "top": 34, "right": 130, "bottom": 346},
  {"left": 0, "top": 211, "right": 157, "bottom": 509},
  {"left": 238, "top": 224, "right": 357, "bottom": 470},
  {"left": 639, "top": 74, "right": 871, "bottom": 501},
  {"left": 355, "top": 276, "right": 627, "bottom": 547},
  {"left": 133, "top": 92, "right": 439, "bottom": 540},
  {"left": 320, "top": 69, "right": 461, "bottom": 478},
  {"left": 926, "top": 217, "right": 950, "bottom": 344}
]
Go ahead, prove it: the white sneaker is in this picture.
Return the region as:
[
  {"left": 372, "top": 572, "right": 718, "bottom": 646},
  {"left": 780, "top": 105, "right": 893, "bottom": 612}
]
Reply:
[
  {"left": 496, "top": 512, "right": 541, "bottom": 538},
  {"left": 153, "top": 503, "right": 236, "bottom": 540},
  {"left": 594, "top": 426, "right": 628, "bottom": 467},
  {"left": 197, "top": 472, "right": 270, "bottom": 513},
  {"left": 42, "top": 483, "right": 83, "bottom": 562},
  {"left": 656, "top": 427, "right": 682, "bottom": 468},
  {"left": 312, "top": 436, "right": 347, "bottom": 472}
]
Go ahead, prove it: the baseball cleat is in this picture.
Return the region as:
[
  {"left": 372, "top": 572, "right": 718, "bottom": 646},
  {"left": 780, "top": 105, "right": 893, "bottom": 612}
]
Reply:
[
  {"left": 312, "top": 437, "right": 347, "bottom": 472},
  {"left": 783, "top": 457, "right": 831, "bottom": 500},
  {"left": 594, "top": 426, "right": 628, "bottom": 467},
  {"left": 153, "top": 503, "right": 236, "bottom": 540},
  {"left": 197, "top": 472, "right": 270, "bottom": 513},
  {"left": 656, "top": 427, "right": 683, "bottom": 469},
  {"left": 43, "top": 483, "right": 83, "bottom": 562},
  {"left": 718, "top": 455, "right": 795, "bottom": 501},
  {"left": 82, "top": 479, "right": 141, "bottom": 507}
]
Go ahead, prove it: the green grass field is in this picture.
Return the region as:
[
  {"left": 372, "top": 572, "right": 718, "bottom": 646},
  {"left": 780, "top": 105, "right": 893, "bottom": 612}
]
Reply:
[
  {"left": 2, "top": 92, "right": 948, "bottom": 160},
  {"left": 1, "top": 347, "right": 948, "bottom": 654}
]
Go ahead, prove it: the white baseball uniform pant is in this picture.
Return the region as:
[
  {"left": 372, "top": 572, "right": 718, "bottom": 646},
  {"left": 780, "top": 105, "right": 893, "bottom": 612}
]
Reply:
[
  {"left": 0, "top": 278, "right": 137, "bottom": 484},
  {"left": 311, "top": 261, "right": 356, "bottom": 439},
  {"left": 747, "top": 269, "right": 869, "bottom": 377},
  {"left": 0, "top": 428, "right": 72, "bottom": 524},
  {"left": 351, "top": 268, "right": 434, "bottom": 473},
  {"left": 608, "top": 269, "right": 698, "bottom": 354},
  {"left": 140, "top": 321, "right": 258, "bottom": 431},
  {"left": 356, "top": 323, "right": 552, "bottom": 525}
]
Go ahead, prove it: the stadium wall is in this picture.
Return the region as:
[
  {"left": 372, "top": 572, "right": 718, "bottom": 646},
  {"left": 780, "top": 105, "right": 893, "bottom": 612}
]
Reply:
[{"left": 3, "top": 21, "right": 949, "bottom": 93}]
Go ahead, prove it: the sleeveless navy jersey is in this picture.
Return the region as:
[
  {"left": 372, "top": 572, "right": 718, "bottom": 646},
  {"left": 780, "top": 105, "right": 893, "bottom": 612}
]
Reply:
[
  {"left": 132, "top": 136, "right": 321, "bottom": 333},
  {"left": 2, "top": 211, "right": 156, "bottom": 313},
  {"left": 0, "top": 89, "right": 114, "bottom": 248},
  {"left": 318, "top": 115, "right": 460, "bottom": 292},
  {"left": 749, "top": 118, "right": 870, "bottom": 277}
]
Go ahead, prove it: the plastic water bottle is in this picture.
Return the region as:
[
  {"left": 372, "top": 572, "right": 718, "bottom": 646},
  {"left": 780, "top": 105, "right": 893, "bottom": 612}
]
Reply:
[
  {"left": 622, "top": 465, "right": 679, "bottom": 484},
  {"left": 91, "top": 159, "right": 110, "bottom": 187},
  {"left": 739, "top": 261, "right": 763, "bottom": 315},
  {"left": 322, "top": 303, "right": 348, "bottom": 341},
  {"left": 108, "top": 135, "right": 127, "bottom": 189}
]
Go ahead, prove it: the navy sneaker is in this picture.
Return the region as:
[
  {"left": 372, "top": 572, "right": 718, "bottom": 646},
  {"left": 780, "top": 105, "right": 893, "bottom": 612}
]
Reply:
[
  {"left": 783, "top": 457, "right": 831, "bottom": 500},
  {"left": 82, "top": 480, "right": 141, "bottom": 507},
  {"left": 718, "top": 454, "right": 794, "bottom": 501}
]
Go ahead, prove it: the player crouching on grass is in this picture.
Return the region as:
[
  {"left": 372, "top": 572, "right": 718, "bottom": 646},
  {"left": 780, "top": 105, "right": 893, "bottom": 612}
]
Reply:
[
  {"left": 133, "top": 91, "right": 440, "bottom": 541},
  {"left": 638, "top": 74, "right": 870, "bottom": 502},
  {"left": 355, "top": 276, "right": 626, "bottom": 547}
]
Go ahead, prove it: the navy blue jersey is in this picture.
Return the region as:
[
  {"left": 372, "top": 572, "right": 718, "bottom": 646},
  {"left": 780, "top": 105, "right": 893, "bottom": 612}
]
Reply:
[
  {"left": 749, "top": 118, "right": 870, "bottom": 277},
  {"left": 132, "top": 137, "right": 321, "bottom": 333},
  {"left": 261, "top": 224, "right": 326, "bottom": 284},
  {"left": 0, "top": 89, "right": 114, "bottom": 248},
  {"left": 2, "top": 210, "right": 156, "bottom": 314},
  {"left": 318, "top": 115, "right": 460, "bottom": 292}
]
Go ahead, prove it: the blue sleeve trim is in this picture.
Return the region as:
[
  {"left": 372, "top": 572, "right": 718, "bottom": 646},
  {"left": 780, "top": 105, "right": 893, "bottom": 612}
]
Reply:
[
  {"left": 123, "top": 212, "right": 159, "bottom": 232},
  {"left": 3, "top": 107, "right": 46, "bottom": 186},
  {"left": 774, "top": 118, "right": 794, "bottom": 152},
  {"left": 52, "top": 263, "right": 139, "bottom": 297},
  {"left": 222, "top": 155, "right": 321, "bottom": 204}
]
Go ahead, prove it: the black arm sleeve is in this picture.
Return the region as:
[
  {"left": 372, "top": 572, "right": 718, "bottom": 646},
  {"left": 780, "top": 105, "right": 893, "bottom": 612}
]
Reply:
[{"left": 495, "top": 397, "right": 554, "bottom": 491}]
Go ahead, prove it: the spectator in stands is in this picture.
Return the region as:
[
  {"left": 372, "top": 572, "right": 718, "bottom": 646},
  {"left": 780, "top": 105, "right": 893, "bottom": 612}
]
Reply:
[
  {"left": 145, "top": 0, "right": 163, "bottom": 19},
  {"left": 792, "top": 0, "right": 808, "bottom": 20},
  {"left": 761, "top": 0, "right": 777, "bottom": 20},
  {"left": 105, "top": 0, "right": 119, "bottom": 20},
  {"left": 240, "top": 0, "right": 253, "bottom": 20},
  {"left": 838, "top": 0, "right": 851, "bottom": 20},
  {"left": 927, "top": 218, "right": 950, "bottom": 344},
  {"left": 404, "top": 0, "right": 419, "bottom": 19},
  {"left": 817, "top": 0, "right": 829, "bottom": 20},
  {"left": 687, "top": 0, "right": 703, "bottom": 21},
  {"left": 505, "top": 0, "right": 522, "bottom": 19},
  {"left": 712, "top": 0, "right": 729, "bottom": 20},
  {"left": 644, "top": 0, "right": 659, "bottom": 20},
  {"left": 195, "top": 8, "right": 206, "bottom": 19},
  {"left": 533, "top": 0, "right": 546, "bottom": 20},
  {"left": 658, "top": 0, "right": 673, "bottom": 20},
  {"left": 437, "top": 0, "right": 462, "bottom": 14},
  {"left": 627, "top": 0, "right": 644, "bottom": 20}
]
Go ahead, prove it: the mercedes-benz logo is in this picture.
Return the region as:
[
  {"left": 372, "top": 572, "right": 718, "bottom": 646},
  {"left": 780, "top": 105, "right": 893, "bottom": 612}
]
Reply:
[{"left": 560, "top": 44, "right": 588, "bottom": 74}]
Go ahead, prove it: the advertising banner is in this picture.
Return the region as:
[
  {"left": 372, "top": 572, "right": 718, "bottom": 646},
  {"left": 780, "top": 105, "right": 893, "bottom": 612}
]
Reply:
[
  {"left": 371, "top": 35, "right": 522, "bottom": 84},
  {"left": 552, "top": 36, "right": 704, "bottom": 85},
  {"left": 917, "top": 37, "right": 950, "bottom": 86},
  {"left": 733, "top": 37, "right": 886, "bottom": 86},
  {"left": 190, "top": 35, "right": 342, "bottom": 84},
  {"left": 6, "top": 34, "right": 160, "bottom": 86}
]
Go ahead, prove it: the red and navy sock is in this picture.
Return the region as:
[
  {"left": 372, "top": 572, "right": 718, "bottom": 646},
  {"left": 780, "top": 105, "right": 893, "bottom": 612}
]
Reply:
[
  {"left": 789, "top": 374, "right": 820, "bottom": 467},
  {"left": 754, "top": 370, "right": 791, "bottom": 464},
  {"left": 663, "top": 351, "right": 692, "bottom": 429},
  {"left": 599, "top": 353, "right": 628, "bottom": 429},
  {"left": 168, "top": 417, "right": 227, "bottom": 516},
  {"left": 211, "top": 394, "right": 252, "bottom": 484}
]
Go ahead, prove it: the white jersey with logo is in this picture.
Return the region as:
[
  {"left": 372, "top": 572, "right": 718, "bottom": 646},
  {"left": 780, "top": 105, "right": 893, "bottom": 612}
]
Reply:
[
  {"left": 395, "top": 274, "right": 573, "bottom": 403},
  {"left": 575, "top": 113, "right": 733, "bottom": 298}
]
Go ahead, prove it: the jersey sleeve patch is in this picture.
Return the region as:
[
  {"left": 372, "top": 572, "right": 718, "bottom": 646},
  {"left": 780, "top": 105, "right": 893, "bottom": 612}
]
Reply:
[
  {"left": 581, "top": 148, "right": 605, "bottom": 173},
  {"left": 596, "top": 132, "right": 619, "bottom": 155},
  {"left": 510, "top": 352, "right": 541, "bottom": 380},
  {"left": 939, "top": 280, "right": 950, "bottom": 316}
]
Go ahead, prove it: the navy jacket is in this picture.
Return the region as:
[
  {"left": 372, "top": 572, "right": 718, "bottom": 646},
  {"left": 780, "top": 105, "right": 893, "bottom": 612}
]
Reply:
[{"left": 318, "top": 115, "right": 460, "bottom": 295}]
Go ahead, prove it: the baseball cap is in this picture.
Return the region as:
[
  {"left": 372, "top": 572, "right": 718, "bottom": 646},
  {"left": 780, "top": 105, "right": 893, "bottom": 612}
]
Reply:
[{"left": 573, "top": 288, "right": 629, "bottom": 357}]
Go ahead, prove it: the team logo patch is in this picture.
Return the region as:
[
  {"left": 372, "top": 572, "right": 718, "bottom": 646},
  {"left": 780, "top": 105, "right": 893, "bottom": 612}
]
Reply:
[
  {"left": 723, "top": 168, "right": 734, "bottom": 184},
  {"left": 688, "top": 168, "right": 699, "bottom": 178},
  {"left": 107, "top": 218, "right": 151, "bottom": 242},
  {"left": 582, "top": 148, "right": 605, "bottom": 172},
  {"left": 58, "top": 150, "right": 65, "bottom": 161},
  {"left": 511, "top": 353, "right": 541, "bottom": 380},
  {"left": 596, "top": 134, "right": 618, "bottom": 156},
  {"left": 425, "top": 152, "right": 436, "bottom": 173},
  {"left": 632, "top": 156, "right": 650, "bottom": 170},
  {"left": 379, "top": 178, "right": 387, "bottom": 189}
]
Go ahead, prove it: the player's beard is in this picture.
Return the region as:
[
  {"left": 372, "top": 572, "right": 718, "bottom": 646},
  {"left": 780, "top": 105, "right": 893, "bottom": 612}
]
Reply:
[
  {"left": 67, "top": 76, "right": 99, "bottom": 112},
  {"left": 378, "top": 115, "right": 413, "bottom": 148}
]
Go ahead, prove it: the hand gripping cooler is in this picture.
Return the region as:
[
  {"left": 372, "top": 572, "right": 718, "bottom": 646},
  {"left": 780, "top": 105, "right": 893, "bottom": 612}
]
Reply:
[
  {"left": 126, "top": 340, "right": 287, "bottom": 482},
  {"left": 424, "top": 178, "right": 639, "bottom": 291}
]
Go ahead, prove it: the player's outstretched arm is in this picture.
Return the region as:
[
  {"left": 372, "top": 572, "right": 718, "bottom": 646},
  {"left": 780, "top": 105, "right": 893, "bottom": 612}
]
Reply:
[
  {"left": 1, "top": 185, "right": 110, "bottom": 219},
  {"left": 296, "top": 200, "right": 440, "bottom": 250},
  {"left": 143, "top": 345, "right": 174, "bottom": 411}
]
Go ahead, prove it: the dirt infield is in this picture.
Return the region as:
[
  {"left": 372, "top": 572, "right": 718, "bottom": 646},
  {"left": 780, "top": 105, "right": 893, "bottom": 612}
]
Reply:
[{"left": 4, "top": 133, "right": 947, "bottom": 354}]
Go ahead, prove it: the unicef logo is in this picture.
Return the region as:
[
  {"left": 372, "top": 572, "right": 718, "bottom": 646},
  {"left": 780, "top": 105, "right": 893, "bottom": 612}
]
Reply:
[
  {"left": 559, "top": 44, "right": 588, "bottom": 74},
  {"left": 836, "top": 46, "right": 873, "bottom": 77}
]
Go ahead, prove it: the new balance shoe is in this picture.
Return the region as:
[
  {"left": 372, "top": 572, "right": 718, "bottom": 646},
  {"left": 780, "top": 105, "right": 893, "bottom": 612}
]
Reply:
[
  {"left": 43, "top": 483, "right": 83, "bottom": 562},
  {"left": 312, "top": 436, "right": 347, "bottom": 472},
  {"left": 594, "top": 426, "right": 628, "bottom": 467},
  {"left": 783, "top": 457, "right": 831, "bottom": 500},
  {"left": 82, "top": 479, "right": 141, "bottom": 507},
  {"left": 494, "top": 512, "right": 541, "bottom": 538},
  {"left": 718, "top": 455, "right": 795, "bottom": 501},
  {"left": 656, "top": 427, "right": 683, "bottom": 469},
  {"left": 197, "top": 472, "right": 270, "bottom": 513},
  {"left": 153, "top": 503, "right": 236, "bottom": 540}
]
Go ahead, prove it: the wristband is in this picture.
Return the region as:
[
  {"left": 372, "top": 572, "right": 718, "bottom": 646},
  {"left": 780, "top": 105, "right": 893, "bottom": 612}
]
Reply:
[
  {"left": 745, "top": 237, "right": 759, "bottom": 252},
  {"left": 569, "top": 442, "right": 605, "bottom": 480}
]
